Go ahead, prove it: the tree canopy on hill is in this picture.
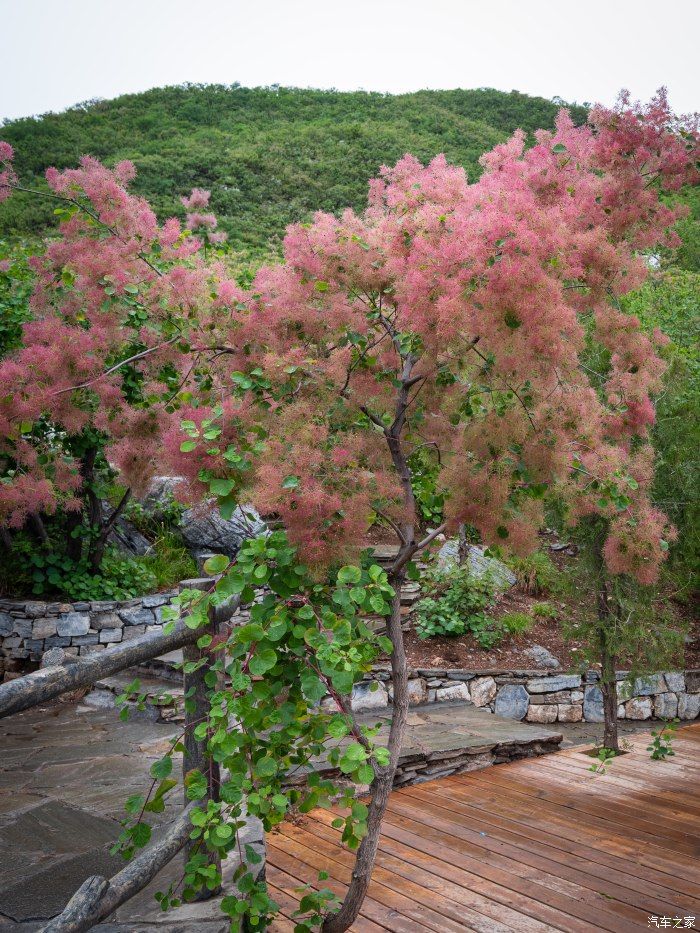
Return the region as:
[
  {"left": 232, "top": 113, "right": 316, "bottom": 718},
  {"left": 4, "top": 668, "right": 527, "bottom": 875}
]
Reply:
[{"left": 0, "top": 84, "right": 589, "bottom": 255}]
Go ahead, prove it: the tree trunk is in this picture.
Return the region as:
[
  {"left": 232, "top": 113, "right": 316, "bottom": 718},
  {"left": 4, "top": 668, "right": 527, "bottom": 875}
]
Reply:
[
  {"left": 88, "top": 487, "right": 131, "bottom": 574},
  {"left": 321, "top": 572, "right": 409, "bottom": 933},
  {"left": 457, "top": 523, "right": 469, "bottom": 565},
  {"left": 596, "top": 582, "right": 620, "bottom": 753}
]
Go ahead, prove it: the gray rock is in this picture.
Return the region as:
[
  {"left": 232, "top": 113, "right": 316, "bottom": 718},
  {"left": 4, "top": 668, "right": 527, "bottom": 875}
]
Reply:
[
  {"left": 56, "top": 613, "right": 90, "bottom": 637},
  {"left": 653, "top": 693, "right": 678, "bottom": 719},
  {"left": 544, "top": 689, "right": 584, "bottom": 704},
  {"left": 141, "top": 593, "right": 169, "bottom": 608},
  {"left": 24, "top": 602, "right": 48, "bottom": 618},
  {"left": 469, "top": 676, "right": 497, "bottom": 707},
  {"left": 679, "top": 693, "right": 700, "bottom": 720},
  {"left": 435, "top": 683, "right": 471, "bottom": 703},
  {"left": 522, "top": 644, "right": 561, "bottom": 669},
  {"left": 625, "top": 697, "right": 652, "bottom": 720},
  {"left": 685, "top": 672, "right": 700, "bottom": 693},
  {"left": 494, "top": 685, "right": 529, "bottom": 720},
  {"left": 664, "top": 672, "right": 685, "bottom": 693},
  {"left": 118, "top": 607, "right": 154, "bottom": 626},
  {"left": 0, "top": 611, "right": 13, "bottom": 636},
  {"left": 631, "top": 673, "right": 667, "bottom": 696},
  {"left": 82, "top": 689, "right": 117, "bottom": 709},
  {"left": 40, "top": 647, "right": 69, "bottom": 668},
  {"left": 436, "top": 540, "right": 516, "bottom": 589},
  {"left": 180, "top": 503, "right": 266, "bottom": 558},
  {"left": 99, "top": 629, "right": 123, "bottom": 643},
  {"left": 9, "top": 617, "right": 32, "bottom": 639},
  {"left": 583, "top": 685, "right": 605, "bottom": 722},
  {"left": 142, "top": 474, "right": 184, "bottom": 512},
  {"left": 44, "top": 636, "right": 71, "bottom": 648},
  {"left": 32, "top": 617, "right": 58, "bottom": 639},
  {"left": 71, "top": 634, "right": 99, "bottom": 646},
  {"left": 527, "top": 674, "right": 581, "bottom": 694},
  {"left": 351, "top": 681, "right": 389, "bottom": 712},
  {"left": 91, "top": 612, "right": 122, "bottom": 631}
]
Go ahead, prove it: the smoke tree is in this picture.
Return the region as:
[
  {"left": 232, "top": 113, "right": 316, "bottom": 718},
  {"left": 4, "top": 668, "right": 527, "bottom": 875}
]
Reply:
[
  {"left": 0, "top": 151, "right": 230, "bottom": 578},
  {"left": 1, "top": 90, "right": 697, "bottom": 929}
]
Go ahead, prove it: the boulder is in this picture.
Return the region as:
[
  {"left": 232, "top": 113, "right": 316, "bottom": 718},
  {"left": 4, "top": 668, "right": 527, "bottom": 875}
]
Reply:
[
  {"left": 469, "top": 676, "right": 498, "bottom": 707},
  {"left": 180, "top": 504, "right": 266, "bottom": 558},
  {"left": 351, "top": 681, "right": 389, "bottom": 712},
  {"left": 522, "top": 645, "right": 561, "bottom": 669},
  {"left": 494, "top": 685, "right": 529, "bottom": 720},
  {"left": 624, "top": 697, "right": 652, "bottom": 720},
  {"left": 557, "top": 703, "right": 583, "bottom": 722},
  {"left": 436, "top": 540, "right": 516, "bottom": 589},
  {"left": 526, "top": 704, "right": 557, "bottom": 723},
  {"left": 653, "top": 693, "right": 678, "bottom": 719},
  {"left": 679, "top": 693, "right": 700, "bottom": 720},
  {"left": 435, "top": 683, "right": 471, "bottom": 703},
  {"left": 583, "top": 685, "right": 605, "bottom": 722}
]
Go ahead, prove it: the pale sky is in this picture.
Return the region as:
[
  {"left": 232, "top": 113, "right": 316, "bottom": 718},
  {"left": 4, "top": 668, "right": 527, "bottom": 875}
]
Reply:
[{"left": 1, "top": 0, "right": 698, "bottom": 122}]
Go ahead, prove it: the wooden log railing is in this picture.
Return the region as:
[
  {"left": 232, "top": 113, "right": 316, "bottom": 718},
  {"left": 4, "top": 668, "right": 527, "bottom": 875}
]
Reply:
[
  {"left": 0, "top": 584, "right": 242, "bottom": 931},
  {"left": 0, "top": 589, "right": 239, "bottom": 719}
]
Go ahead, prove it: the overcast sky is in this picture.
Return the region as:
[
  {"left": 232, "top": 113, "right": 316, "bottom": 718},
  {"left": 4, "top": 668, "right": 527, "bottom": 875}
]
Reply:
[{"left": 1, "top": 0, "right": 698, "bottom": 122}]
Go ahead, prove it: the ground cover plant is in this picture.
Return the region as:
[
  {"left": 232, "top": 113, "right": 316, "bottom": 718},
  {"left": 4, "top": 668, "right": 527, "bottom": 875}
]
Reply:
[{"left": 0, "top": 87, "right": 698, "bottom": 931}]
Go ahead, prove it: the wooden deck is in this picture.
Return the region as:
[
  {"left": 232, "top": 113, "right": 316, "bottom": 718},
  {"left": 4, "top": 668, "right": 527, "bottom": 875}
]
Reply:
[{"left": 266, "top": 723, "right": 700, "bottom": 931}]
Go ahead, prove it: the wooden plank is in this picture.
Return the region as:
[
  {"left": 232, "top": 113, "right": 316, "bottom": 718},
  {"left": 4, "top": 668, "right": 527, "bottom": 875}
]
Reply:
[
  {"left": 263, "top": 724, "right": 700, "bottom": 932},
  {"left": 297, "top": 814, "right": 557, "bottom": 933},
  {"left": 444, "top": 771, "right": 700, "bottom": 881},
  {"left": 312, "top": 806, "right": 594, "bottom": 933},
  {"left": 267, "top": 844, "right": 427, "bottom": 932},
  {"left": 404, "top": 777, "right": 699, "bottom": 905},
  {"left": 268, "top": 833, "right": 487, "bottom": 932},
  {"left": 386, "top": 791, "right": 676, "bottom": 926},
  {"left": 456, "top": 767, "right": 700, "bottom": 856}
]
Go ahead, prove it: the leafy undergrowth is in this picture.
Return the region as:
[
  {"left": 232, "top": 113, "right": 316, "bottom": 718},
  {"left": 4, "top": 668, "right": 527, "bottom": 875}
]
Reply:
[{"left": 400, "top": 540, "right": 698, "bottom": 672}]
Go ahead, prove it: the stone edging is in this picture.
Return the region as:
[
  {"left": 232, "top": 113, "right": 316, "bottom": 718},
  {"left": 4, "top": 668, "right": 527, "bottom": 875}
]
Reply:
[{"left": 345, "top": 667, "right": 700, "bottom": 723}]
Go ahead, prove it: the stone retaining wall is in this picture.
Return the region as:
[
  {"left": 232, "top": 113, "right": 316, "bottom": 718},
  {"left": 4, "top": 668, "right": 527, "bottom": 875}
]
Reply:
[
  {"left": 0, "top": 589, "right": 181, "bottom": 678},
  {"left": 348, "top": 667, "right": 700, "bottom": 722}
]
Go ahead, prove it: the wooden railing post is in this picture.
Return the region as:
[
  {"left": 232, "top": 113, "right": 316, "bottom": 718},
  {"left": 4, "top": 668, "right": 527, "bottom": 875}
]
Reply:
[{"left": 183, "top": 593, "right": 222, "bottom": 898}]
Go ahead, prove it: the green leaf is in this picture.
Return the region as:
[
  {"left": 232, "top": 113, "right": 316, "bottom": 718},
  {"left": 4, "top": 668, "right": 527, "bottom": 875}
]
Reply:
[
  {"left": 209, "top": 477, "right": 236, "bottom": 497},
  {"left": 248, "top": 647, "right": 277, "bottom": 676},
  {"left": 180, "top": 440, "right": 197, "bottom": 452},
  {"left": 131, "top": 822, "right": 152, "bottom": 848},
  {"left": 337, "top": 565, "right": 362, "bottom": 584},
  {"left": 552, "top": 143, "right": 567, "bottom": 154},
  {"left": 150, "top": 756, "right": 173, "bottom": 780},
  {"left": 281, "top": 475, "right": 300, "bottom": 489},
  {"left": 203, "top": 554, "right": 229, "bottom": 575}
]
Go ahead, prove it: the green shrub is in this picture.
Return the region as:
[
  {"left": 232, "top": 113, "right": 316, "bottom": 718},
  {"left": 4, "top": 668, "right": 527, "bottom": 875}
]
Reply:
[
  {"left": 140, "top": 531, "right": 197, "bottom": 589},
  {"left": 499, "top": 611, "right": 533, "bottom": 635},
  {"left": 532, "top": 601, "right": 559, "bottom": 619},
  {"left": 507, "top": 551, "right": 558, "bottom": 596},
  {"left": 414, "top": 567, "right": 501, "bottom": 647}
]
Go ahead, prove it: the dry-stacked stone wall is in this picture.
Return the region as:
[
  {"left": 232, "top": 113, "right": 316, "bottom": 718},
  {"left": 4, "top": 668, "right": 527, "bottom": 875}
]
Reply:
[
  {"left": 0, "top": 590, "right": 180, "bottom": 678},
  {"left": 349, "top": 667, "right": 700, "bottom": 722}
]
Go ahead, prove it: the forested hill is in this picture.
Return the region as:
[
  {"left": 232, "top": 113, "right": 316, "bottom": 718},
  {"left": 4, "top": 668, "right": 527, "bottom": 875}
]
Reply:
[{"left": 0, "top": 84, "right": 588, "bottom": 255}]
